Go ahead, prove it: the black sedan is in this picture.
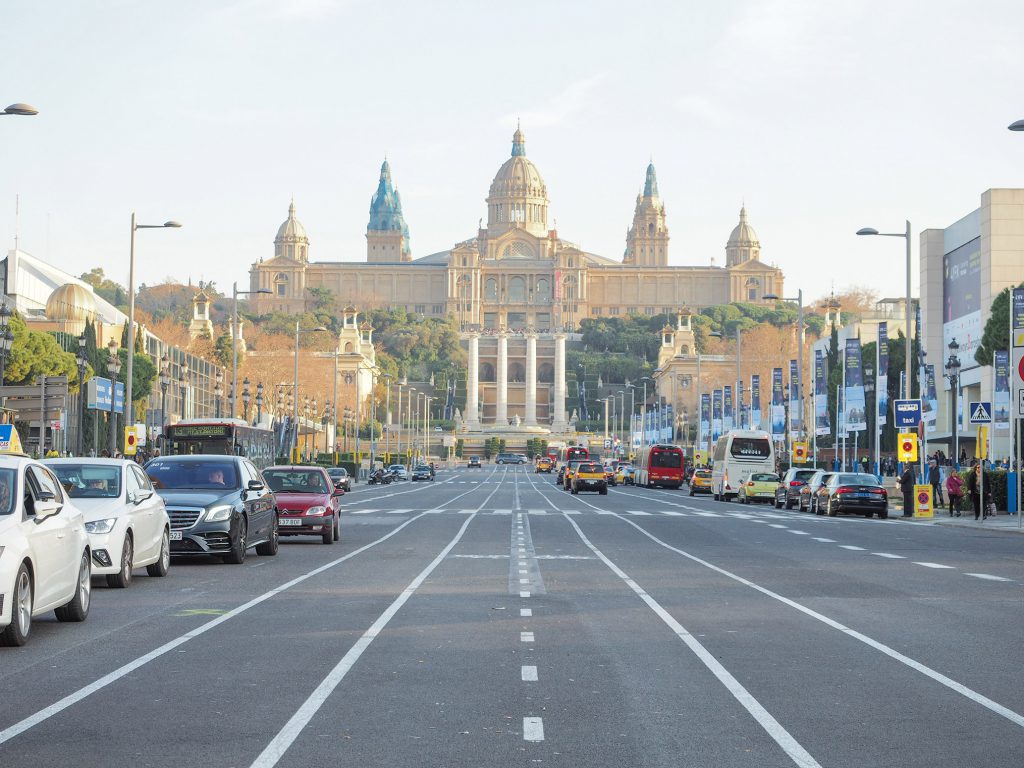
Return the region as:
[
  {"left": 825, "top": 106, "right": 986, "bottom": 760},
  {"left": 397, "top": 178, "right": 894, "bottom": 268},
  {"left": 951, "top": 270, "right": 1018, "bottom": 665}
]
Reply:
[
  {"left": 411, "top": 464, "right": 434, "bottom": 481},
  {"left": 820, "top": 473, "right": 888, "bottom": 518},
  {"left": 326, "top": 467, "right": 351, "bottom": 493}
]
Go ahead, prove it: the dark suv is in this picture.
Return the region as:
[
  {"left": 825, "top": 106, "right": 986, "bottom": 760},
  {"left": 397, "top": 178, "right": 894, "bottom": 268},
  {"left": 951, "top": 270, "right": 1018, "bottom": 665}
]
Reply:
[
  {"left": 774, "top": 468, "right": 818, "bottom": 509},
  {"left": 145, "top": 455, "right": 279, "bottom": 564},
  {"left": 495, "top": 453, "right": 525, "bottom": 465}
]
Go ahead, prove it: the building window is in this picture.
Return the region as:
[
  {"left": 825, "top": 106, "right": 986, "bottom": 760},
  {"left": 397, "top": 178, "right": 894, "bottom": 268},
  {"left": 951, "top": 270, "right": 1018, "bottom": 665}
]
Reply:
[
  {"left": 644, "top": 307, "right": 655, "bottom": 316},
  {"left": 592, "top": 307, "right": 602, "bottom": 316},
  {"left": 508, "top": 276, "right": 526, "bottom": 302},
  {"left": 432, "top": 305, "right": 443, "bottom": 314},
  {"left": 485, "top": 278, "right": 498, "bottom": 301},
  {"left": 535, "top": 277, "right": 550, "bottom": 299},
  {"left": 609, "top": 307, "right": 620, "bottom": 316},
  {"left": 277, "top": 284, "right": 286, "bottom": 296},
  {"left": 414, "top": 304, "right": 426, "bottom": 314}
]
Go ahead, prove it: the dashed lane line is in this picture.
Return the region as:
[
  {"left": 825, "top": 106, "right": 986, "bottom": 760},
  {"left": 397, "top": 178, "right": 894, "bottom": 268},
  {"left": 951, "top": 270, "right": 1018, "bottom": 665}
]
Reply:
[
  {"left": 965, "top": 573, "right": 1013, "bottom": 582},
  {"left": 523, "top": 717, "right": 545, "bottom": 742},
  {"left": 521, "top": 666, "right": 538, "bottom": 682},
  {"left": 913, "top": 562, "right": 955, "bottom": 569}
]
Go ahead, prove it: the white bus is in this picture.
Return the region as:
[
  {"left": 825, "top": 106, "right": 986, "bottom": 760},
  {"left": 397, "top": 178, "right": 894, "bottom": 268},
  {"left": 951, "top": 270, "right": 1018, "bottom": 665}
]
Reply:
[{"left": 711, "top": 429, "right": 775, "bottom": 501}]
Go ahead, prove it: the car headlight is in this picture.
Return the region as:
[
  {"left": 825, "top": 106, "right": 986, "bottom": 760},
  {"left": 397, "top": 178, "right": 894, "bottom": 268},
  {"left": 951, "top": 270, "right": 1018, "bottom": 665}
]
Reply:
[
  {"left": 304, "top": 506, "right": 328, "bottom": 516},
  {"left": 84, "top": 518, "right": 118, "bottom": 534},
  {"left": 205, "top": 505, "right": 235, "bottom": 522}
]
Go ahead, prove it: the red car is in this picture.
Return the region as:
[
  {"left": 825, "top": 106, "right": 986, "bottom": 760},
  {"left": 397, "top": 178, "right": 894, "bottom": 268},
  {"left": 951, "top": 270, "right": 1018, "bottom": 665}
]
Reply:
[{"left": 262, "top": 466, "right": 342, "bottom": 544}]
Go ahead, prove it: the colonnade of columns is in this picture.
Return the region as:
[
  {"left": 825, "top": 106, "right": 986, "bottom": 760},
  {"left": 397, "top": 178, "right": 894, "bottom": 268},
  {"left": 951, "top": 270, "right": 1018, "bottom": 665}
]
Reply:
[{"left": 463, "top": 332, "right": 566, "bottom": 429}]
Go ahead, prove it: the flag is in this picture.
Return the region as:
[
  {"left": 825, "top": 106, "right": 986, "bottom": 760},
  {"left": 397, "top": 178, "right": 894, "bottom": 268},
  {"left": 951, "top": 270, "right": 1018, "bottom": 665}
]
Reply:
[
  {"left": 723, "top": 385, "right": 733, "bottom": 432},
  {"left": 712, "top": 389, "right": 723, "bottom": 442},
  {"left": 788, "top": 359, "right": 801, "bottom": 435},
  {"left": 700, "top": 393, "right": 711, "bottom": 448},
  {"left": 843, "top": 339, "right": 867, "bottom": 432},
  {"left": 771, "top": 368, "right": 785, "bottom": 440},
  {"left": 751, "top": 374, "right": 761, "bottom": 431},
  {"left": 814, "top": 349, "right": 830, "bottom": 436},
  {"left": 877, "top": 322, "right": 888, "bottom": 426},
  {"left": 994, "top": 350, "right": 1010, "bottom": 431}
]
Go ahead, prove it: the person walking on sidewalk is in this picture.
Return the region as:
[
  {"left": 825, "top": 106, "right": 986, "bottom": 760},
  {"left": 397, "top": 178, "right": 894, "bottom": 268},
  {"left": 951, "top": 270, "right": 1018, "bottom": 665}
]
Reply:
[
  {"left": 945, "top": 470, "right": 964, "bottom": 517},
  {"left": 967, "top": 462, "right": 991, "bottom": 521},
  {"left": 899, "top": 465, "right": 917, "bottom": 518},
  {"left": 928, "top": 459, "right": 944, "bottom": 505}
]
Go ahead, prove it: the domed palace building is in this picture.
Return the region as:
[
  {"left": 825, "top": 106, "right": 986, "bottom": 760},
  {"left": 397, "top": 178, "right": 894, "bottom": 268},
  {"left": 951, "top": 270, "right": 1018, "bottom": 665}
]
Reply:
[{"left": 249, "top": 128, "right": 784, "bottom": 431}]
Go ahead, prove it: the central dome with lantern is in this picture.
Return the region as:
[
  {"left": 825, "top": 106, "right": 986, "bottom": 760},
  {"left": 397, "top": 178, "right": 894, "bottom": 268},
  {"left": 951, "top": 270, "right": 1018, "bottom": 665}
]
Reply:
[{"left": 486, "top": 125, "right": 549, "bottom": 238}]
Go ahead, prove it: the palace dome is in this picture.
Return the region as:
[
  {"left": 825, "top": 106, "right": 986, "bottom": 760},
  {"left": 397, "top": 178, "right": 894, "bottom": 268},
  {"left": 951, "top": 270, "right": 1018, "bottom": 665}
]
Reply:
[
  {"left": 46, "top": 283, "right": 97, "bottom": 322},
  {"left": 486, "top": 126, "right": 549, "bottom": 237},
  {"left": 727, "top": 206, "right": 759, "bottom": 247},
  {"left": 275, "top": 199, "right": 308, "bottom": 243}
]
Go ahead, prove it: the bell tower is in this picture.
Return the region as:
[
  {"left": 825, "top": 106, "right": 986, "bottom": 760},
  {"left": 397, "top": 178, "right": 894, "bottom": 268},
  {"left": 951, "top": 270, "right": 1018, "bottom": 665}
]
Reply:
[
  {"left": 366, "top": 159, "right": 411, "bottom": 263},
  {"left": 624, "top": 162, "right": 669, "bottom": 266}
]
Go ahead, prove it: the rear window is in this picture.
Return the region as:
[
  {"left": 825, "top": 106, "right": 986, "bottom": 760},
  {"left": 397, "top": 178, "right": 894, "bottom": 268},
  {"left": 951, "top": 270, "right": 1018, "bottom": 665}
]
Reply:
[
  {"left": 650, "top": 449, "right": 682, "bottom": 468},
  {"left": 751, "top": 473, "right": 780, "bottom": 482},
  {"left": 730, "top": 438, "right": 771, "bottom": 459},
  {"left": 695, "top": 470, "right": 712, "bottom": 478},
  {"left": 578, "top": 463, "right": 599, "bottom": 473},
  {"left": 835, "top": 473, "right": 880, "bottom": 486},
  {"left": 791, "top": 470, "right": 817, "bottom": 482}
]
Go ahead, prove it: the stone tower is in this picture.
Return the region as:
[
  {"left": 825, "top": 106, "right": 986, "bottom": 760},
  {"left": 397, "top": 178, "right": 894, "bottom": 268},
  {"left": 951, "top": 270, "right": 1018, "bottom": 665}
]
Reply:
[
  {"left": 188, "top": 288, "right": 214, "bottom": 340},
  {"left": 624, "top": 162, "right": 669, "bottom": 266},
  {"left": 366, "top": 159, "right": 411, "bottom": 263}
]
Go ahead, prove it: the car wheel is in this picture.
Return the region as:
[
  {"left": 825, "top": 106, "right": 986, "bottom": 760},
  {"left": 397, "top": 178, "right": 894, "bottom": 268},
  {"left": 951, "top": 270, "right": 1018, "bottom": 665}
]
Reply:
[
  {"left": 827, "top": 499, "right": 837, "bottom": 517},
  {"left": 784, "top": 497, "right": 794, "bottom": 510},
  {"left": 224, "top": 516, "right": 248, "bottom": 564},
  {"left": 321, "top": 515, "right": 336, "bottom": 544},
  {"left": 571, "top": 487, "right": 578, "bottom": 494},
  {"left": 774, "top": 496, "right": 782, "bottom": 509},
  {"left": 878, "top": 510, "right": 888, "bottom": 519},
  {"left": 256, "top": 516, "right": 280, "bottom": 556},
  {"left": 146, "top": 529, "right": 171, "bottom": 577},
  {"left": 599, "top": 488, "right": 608, "bottom": 495},
  {"left": 333, "top": 515, "right": 341, "bottom": 540},
  {"left": 106, "top": 533, "right": 134, "bottom": 589},
  {"left": 0, "top": 564, "right": 33, "bottom": 646},
  {"left": 55, "top": 550, "right": 91, "bottom": 622}
]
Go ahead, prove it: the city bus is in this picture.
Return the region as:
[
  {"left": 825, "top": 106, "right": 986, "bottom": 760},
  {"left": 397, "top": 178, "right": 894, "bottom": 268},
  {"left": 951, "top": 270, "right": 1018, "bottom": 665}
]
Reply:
[
  {"left": 162, "top": 419, "right": 276, "bottom": 470},
  {"left": 634, "top": 443, "right": 686, "bottom": 488},
  {"left": 557, "top": 445, "right": 589, "bottom": 466},
  {"left": 710, "top": 429, "right": 774, "bottom": 501}
]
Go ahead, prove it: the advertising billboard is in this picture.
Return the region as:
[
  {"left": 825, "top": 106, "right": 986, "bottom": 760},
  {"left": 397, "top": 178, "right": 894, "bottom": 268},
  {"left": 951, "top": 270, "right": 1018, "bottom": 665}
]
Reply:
[{"left": 942, "top": 236, "right": 982, "bottom": 362}]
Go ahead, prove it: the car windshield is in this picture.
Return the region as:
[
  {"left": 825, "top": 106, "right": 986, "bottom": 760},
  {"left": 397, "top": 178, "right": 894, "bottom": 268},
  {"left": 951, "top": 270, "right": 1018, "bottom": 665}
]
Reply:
[
  {"left": 415, "top": 465, "right": 431, "bottom": 471},
  {"left": 0, "top": 468, "right": 15, "bottom": 515},
  {"left": 751, "top": 473, "right": 780, "bottom": 482},
  {"left": 146, "top": 459, "right": 239, "bottom": 490},
  {"left": 389, "top": 465, "right": 404, "bottom": 471},
  {"left": 49, "top": 463, "right": 122, "bottom": 499},
  {"left": 835, "top": 473, "right": 881, "bottom": 486},
  {"left": 263, "top": 469, "right": 330, "bottom": 494}
]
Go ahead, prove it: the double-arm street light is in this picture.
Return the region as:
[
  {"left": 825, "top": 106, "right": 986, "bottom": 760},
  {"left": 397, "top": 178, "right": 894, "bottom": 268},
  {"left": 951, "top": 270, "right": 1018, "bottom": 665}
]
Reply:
[
  {"left": 944, "top": 338, "right": 962, "bottom": 468},
  {"left": 232, "top": 282, "right": 272, "bottom": 416},
  {"left": 856, "top": 224, "right": 912, "bottom": 399},
  {"left": 764, "top": 290, "right": 805, "bottom": 439}
]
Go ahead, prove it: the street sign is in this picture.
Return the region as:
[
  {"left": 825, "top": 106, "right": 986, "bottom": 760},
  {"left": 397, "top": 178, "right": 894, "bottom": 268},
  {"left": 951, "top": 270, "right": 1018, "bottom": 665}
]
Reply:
[
  {"left": 897, "top": 432, "right": 918, "bottom": 463},
  {"left": 792, "top": 441, "right": 808, "bottom": 463},
  {"left": 124, "top": 426, "right": 138, "bottom": 456},
  {"left": 603, "top": 438, "right": 612, "bottom": 449},
  {"left": 1019, "top": 390, "right": 1024, "bottom": 419},
  {"left": 913, "top": 485, "right": 934, "bottom": 518},
  {"left": 893, "top": 399, "right": 923, "bottom": 429},
  {"left": 968, "top": 401, "right": 993, "bottom": 424}
]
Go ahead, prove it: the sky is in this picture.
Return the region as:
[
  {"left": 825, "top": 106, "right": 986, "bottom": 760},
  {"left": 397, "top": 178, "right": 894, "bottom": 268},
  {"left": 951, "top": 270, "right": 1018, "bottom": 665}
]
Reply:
[{"left": 2, "top": 0, "right": 1023, "bottom": 305}]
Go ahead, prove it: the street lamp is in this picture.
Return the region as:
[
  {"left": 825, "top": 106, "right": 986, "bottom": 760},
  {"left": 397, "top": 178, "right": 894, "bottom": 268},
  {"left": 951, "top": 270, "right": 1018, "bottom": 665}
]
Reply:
[
  {"left": 242, "top": 378, "right": 251, "bottom": 422},
  {"left": 213, "top": 369, "right": 223, "bottom": 419},
  {"left": 640, "top": 376, "right": 654, "bottom": 448},
  {"left": 255, "top": 381, "right": 264, "bottom": 424},
  {"left": 0, "top": 302, "right": 12, "bottom": 386},
  {"left": 76, "top": 333, "right": 88, "bottom": 456},
  {"left": 617, "top": 390, "right": 625, "bottom": 455},
  {"left": 178, "top": 362, "right": 189, "bottom": 421},
  {"left": 764, "top": 290, "right": 805, "bottom": 439},
  {"left": 106, "top": 339, "right": 121, "bottom": 455},
  {"left": 944, "top": 337, "right": 962, "bottom": 468},
  {"left": 1009, "top": 120, "right": 1024, "bottom": 131},
  {"left": 856, "top": 225, "right": 912, "bottom": 399},
  {"left": 159, "top": 355, "right": 170, "bottom": 449},
  {"left": 124, "top": 215, "right": 181, "bottom": 417},
  {"left": 292, "top": 322, "right": 329, "bottom": 459},
  {"left": 2, "top": 103, "right": 39, "bottom": 116},
  {"left": 232, "top": 282, "right": 272, "bottom": 416}
]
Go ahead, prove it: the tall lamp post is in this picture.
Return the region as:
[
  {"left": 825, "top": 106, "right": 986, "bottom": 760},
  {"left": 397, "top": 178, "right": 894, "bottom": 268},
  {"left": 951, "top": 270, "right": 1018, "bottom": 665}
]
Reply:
[
  {"left": 381, "top": 373, "right": 393, "bottom": 463},
  {"left": 617, "top": 390, "right": 626, "bottom": 456},
  {"left": 856, "top": 225, "right": 912, "bottom": 398},
  {"left": 231, "top": 282, "right": 272, "bottom": 416},
  {"left": 292, "top": 322, "right": 329, "bottom": 459},
  {"left": 159, "top": 356, "right": 170, "bottom": 450},
  {"left": 255, "top": 382, "right": 264, "bottom": 425},
  {"left": 0, "top": 303, "right": 12, "bottom": 389},
  {"left": 213, "top": 370, "right": 223, "bottom": 419},
  {"left": 944, "top": 338, "right": 961, "bottom": 469},
  {"left": 241, "top": 378, "right": 251, "bottom": 423},
  {"left": 178, "top": 363, "right": 189, "bottom": 421},
  {"left": 764, "top": 290, "right": 805, "bottom": 438},
  {"left": 76, "top": 333, "right": 88, "bottom": 456},
  {"left": 107, "top": 339, "right": 121, "bottom": 455}
]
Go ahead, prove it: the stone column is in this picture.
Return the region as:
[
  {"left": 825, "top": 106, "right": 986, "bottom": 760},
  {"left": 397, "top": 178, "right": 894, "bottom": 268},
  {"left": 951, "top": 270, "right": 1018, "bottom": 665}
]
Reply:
[
  {"left": 466, "top": 333, "right": 480, "bottom": 428},
  {"left": 525, "top": 333, "right": 537, "bottom": 426},
  {"left": 553, "top": 332, "right": 567, "bottom": 430},
  {"left": 496, "top": 332, "right": 508, "bottom": 426}
]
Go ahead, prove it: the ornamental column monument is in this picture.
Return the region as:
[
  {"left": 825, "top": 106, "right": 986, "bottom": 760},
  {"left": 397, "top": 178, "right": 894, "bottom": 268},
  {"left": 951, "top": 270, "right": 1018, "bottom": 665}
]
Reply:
[
  {"left": 525, "top": 332, "right": 537, "bottom": 426},
  {"left": 496, "top": 331, "right": 508, "bottom": 426},
  {"left": 466, "top": 333, "right": 480, "bottom": 429},
  {"left": 552, "top": 332, "right": 567, "bottom": 431}
]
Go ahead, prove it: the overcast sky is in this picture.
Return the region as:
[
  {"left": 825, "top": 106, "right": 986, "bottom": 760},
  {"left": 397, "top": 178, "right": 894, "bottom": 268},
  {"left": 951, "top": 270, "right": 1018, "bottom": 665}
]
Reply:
[{"left": 3, "top": 0, "right": 1023, "bottom": 305}]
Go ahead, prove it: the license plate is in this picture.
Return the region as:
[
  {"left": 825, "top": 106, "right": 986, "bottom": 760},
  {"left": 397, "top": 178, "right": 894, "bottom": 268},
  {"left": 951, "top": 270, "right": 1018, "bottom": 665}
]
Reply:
[
  {"left": 279, "top": 518, "right": 302, "bottom": 526},
  {"left": 169, "top": 531, "right": 183, "bottom": 541},
  {"left": 853, "top": 493, "right": 872, "bottom": 498}
]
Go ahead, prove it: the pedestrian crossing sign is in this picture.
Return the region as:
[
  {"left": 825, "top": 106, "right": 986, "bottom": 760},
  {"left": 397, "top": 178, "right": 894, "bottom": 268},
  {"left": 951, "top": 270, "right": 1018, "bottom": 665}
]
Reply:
[
  {"left": 897, "top": 433, "right": 917, "bottom": 463},
  {"left": 968, "top": 401, "right": 992, "bottom": 424}
]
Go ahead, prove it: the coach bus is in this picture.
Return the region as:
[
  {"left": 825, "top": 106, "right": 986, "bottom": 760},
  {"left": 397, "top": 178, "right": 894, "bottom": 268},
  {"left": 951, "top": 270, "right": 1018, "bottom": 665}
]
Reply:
[
  {"left": 710, "top": 429, "right": 774, "bottom": 501},
  {"left": 634, "top": 443, "right": 686, "bottom": 488},
  {"left": 162, "top": 419, "right": 276, "bottom": 470}
]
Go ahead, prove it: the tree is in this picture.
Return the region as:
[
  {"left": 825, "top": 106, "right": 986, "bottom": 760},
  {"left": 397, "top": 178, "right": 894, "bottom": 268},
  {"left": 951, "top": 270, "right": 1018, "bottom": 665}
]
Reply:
[
  {"left": 975, "top": 282, "right": 1024, "bottom": 366},
  {"left": 80, "top": 268, "right": 127, "bottom": 307},
  {"left": 3, "top": 313, "right": 79, "bottom": 386}
]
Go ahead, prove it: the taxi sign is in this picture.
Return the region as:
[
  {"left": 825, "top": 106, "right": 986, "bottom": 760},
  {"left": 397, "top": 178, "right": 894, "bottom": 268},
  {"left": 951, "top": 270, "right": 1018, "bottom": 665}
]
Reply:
[
  {"left": 893, "top": 399, "right": 923, "bottom": 429},
  {"left": 897, "top": 432, "right": 918, "bottom": 463},
  {"left": 792, "top": 441, "right": 808, "bottom": 463},
  {"left": 124, "top": 426, "right": 138, "bottom": 456},
  {"left": 0, "top": 424, "right": 24, "bottom": 454}
]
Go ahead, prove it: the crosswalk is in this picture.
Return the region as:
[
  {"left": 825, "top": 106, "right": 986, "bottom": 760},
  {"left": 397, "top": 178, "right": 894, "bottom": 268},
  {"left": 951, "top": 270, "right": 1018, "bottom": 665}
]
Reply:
[{"left": 344, "top": 507, "right": 822, "bottom": 519}]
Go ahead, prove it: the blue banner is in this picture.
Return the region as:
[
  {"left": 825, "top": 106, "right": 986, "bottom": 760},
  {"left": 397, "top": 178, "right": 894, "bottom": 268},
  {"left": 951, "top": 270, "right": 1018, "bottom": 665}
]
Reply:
[
  {"left": 788, "top": 359, "right": 801, "bottom": 435},
  {"left": 712, "top": 389, "right": 723, "bottom": 442},
  {"left": 771, "top": 368, "right": 785, "bottom": 439},
  {"left": 700, "top": 393, "right": 711, "bottom": 448},
  {"left": 844, "top": 339, "right": 867, "bottom": 432},
  {"left": 814, "top": 349, "right": 830, "bottom": 436},
  {"left": 877, "top": 322, "right": 888, "bottom": 426},
  {"left": 751, "top": 374, "right": 761, "bottom": 431},
  {"left": 723, "top": 385, "right": 733, "bottom": 433},
  {"left": 924, "top": 364, "right": 939, "bottom": 432},
  {"left": 995, "top": 350, "right": 1010, "bottom": 431}
]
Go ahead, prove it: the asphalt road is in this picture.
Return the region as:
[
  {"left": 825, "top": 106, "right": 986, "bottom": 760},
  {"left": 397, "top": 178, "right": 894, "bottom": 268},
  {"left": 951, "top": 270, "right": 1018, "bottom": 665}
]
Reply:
[{"left": 2, "top": 464, "right": 1023, "bottom": 767}]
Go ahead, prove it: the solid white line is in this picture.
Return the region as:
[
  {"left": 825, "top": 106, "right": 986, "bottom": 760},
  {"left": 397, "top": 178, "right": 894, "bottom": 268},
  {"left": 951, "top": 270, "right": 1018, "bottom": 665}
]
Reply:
[
  {"left": 520, "top": 632, "right": 535, "bottom": 642},
  {"left": 564, "top": 513, "right": 822, "bottom": 768},
  {"left": 607, "top": 513, "right": 1024, "bottom": 732},
  {"left": 520, "top": 608, "right": 532, "bottom": 617},
  {"left": 0, "top": 510, "right": 435, "bottom": 747},
  {"left": 913, "top": 562, "right": 955, "bottom": 569},
  {"left": 523, "top": 716, "right": 544, "bottom": 742},
  {"left": 659, "top": 510, "right": 687, "bottom": 516},
  {"left": 965, "top": 573, "right": 1012, "bottom": 582},
  {"left": 521, "top": 665, "right": 538, "bottom": 682},
  {"left": 249, "top": 513, "right": 478, "bottom": 768},
  {"left": 385, "top": 508, "right": 411, "bottom": 514},
  {"left": 519, "top": 569, "right": 528, "bottom": 575},
  {"left": 872, "top": 553, "right": 905, "bottom": 559},
  {"left": 519, "top": 578, "right": 530, "bottom": 584},
  {"left": 838, "top": 545, "right": 865, "bottom": 551}
]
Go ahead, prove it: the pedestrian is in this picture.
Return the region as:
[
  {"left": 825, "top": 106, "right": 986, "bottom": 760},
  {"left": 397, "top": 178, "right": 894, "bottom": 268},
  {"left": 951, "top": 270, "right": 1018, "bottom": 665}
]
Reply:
[
  {"left": 967, "top": 462, "right": 991, "bottom": 521},
  {"left": 945, "top": 470, "right": 964, "bottom": 517},
  {"left": 899, "top": 464, "right": 917, "bottom": 519},
  {"left": 928, "top": 458, "right": 944, "bottom": 505}
]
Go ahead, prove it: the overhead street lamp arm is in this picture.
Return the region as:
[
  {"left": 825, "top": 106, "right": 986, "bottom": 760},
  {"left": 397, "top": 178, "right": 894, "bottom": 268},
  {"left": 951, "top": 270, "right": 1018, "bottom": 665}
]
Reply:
[
  {"left": 2, "top": 103, "right": 38, "bottom": 116},
  {"left": 1008, "top": 119, "right": 1024, "bottom": 131}
]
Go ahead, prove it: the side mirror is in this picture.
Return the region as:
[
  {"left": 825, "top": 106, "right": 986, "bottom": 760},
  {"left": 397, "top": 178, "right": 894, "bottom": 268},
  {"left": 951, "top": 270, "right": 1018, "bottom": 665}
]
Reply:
[
  {"left": 130, "top": 489, "right": 154, "bottom": 504},
  {"left": 247, "top": 480, "right": 265, "bottom": 492},
  {"left": 34, "top": 497, "right": 62, "bottom": 521},
  {"left": 332, "top": 488, "right": 345, "bottom": 497}
]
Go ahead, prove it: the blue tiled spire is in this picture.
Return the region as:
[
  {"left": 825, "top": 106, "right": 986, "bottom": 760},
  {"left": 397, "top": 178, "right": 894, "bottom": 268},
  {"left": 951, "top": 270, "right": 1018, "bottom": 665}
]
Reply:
[
  {"left": 643, "top": 162, "right": 659, "bottom": 198},
  {"left": 368, "top": 159, "right": 408, "bottom": 237}
]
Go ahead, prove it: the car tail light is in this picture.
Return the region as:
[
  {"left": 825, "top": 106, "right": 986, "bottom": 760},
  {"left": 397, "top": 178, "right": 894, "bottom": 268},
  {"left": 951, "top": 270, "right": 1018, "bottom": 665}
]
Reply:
[
  {"left": 789, "top": 480, "right": 803, "bottom": 487},
  {"left": 836, "top": 487, "right": 853, "bottom": 495},
  {"left": 747, "top": 481, "right": 755, "bottom": 487}
]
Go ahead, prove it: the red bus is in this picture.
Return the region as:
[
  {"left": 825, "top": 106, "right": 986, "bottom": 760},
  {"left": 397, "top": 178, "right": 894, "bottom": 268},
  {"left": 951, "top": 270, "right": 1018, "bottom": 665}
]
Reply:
[
  {"left": 634, "top": 444, "right": 685, "bottom": 488},
  {"left": 558, "top": 446, "right": 589, "bottom": 466}
]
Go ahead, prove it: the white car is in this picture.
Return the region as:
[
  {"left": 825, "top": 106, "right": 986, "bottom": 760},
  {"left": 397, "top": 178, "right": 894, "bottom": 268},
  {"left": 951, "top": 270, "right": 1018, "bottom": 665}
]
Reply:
[
  {"left": 46, "top": 459, "right": 171, "bottom": 588},
  {"left": 387, "top": 464, "right": 410, "bottom": 480},
  {"left": 0, "top": 454, "right": 92, "bottom": 647}
]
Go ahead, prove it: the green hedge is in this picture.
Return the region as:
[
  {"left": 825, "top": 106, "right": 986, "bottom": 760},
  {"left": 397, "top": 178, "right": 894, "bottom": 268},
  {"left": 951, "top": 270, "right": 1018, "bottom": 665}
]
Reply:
[{"left": 956, "top": 469, "right": 1010, "bottom": 511}]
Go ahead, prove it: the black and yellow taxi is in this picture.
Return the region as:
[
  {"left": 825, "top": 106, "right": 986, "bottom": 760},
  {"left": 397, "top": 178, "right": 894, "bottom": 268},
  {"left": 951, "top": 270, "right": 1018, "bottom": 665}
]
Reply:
[
  {"left": 689, "top": 468, "right": 713, "bottom": 496},
  {"left": 571, "top": 461, "right": 608, "bottom": 495},
  {"left": 535, "top": 457, "right": 554, "bottom": 473}
]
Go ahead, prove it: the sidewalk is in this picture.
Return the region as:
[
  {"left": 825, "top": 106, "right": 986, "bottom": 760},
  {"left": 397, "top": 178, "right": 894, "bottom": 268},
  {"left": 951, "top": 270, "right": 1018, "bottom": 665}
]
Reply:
[{"left": 890, "top": 493, "right": 1024, "bottom": 534}]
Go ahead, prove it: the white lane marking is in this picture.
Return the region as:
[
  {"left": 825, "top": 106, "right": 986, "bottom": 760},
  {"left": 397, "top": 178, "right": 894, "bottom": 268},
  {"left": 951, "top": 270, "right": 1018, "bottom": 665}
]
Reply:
[
  {"left": 518, "top": 569, "right": 528, "bottom": 575},
  {"left": 385, "top": 508, "right": 411, "bottom": 514},
  {"left": 249, "top": 513, "right": 479, "bottom": 768},
  {"left": 520, "top": 608, "right": 532, "bottom": 617},
  {"left": 607, "top": 513, "right": 1024, "bottom": 732},
  {"left": 520, "top": 632, "right": 535, "bottom": 642},
  {"left": 520, "top": 591, "right": 531, "bottom": 598},
  {"left": 812, "top": 537, "right": 836, "bottom": 543},
  {"left": 693, "top": 512, "right": 720, "bottom": 517},
  {"left": 0, "top": 509, "right": 440, "bottom": 747},
  {"left": 838, "top": 545, "right": 866, "bottom": 551},
  {"left": 788, "top": 531, "right": 810, "bottom": 536},
  {"left": 659, "top": 510, "right": 687, "bottom": 516},
  {"left": 597, "top": 510, "right": 616, "bottom": 515},
  {"left": 872, "top": 553, "right": 905, "bottom": 559},
  {"left": 528, "top": 508, "right": 547, "bottom": 514},
  {"left": 913, "top": 562, "right": 955, "bottom": 569},
  {"left": 965, "top": 573, "right": 1013, "bottom": 582},
  {"left": 493, "top": 509, "right": 513, "bottom": 515},
  {"left": 523, "top": 717, "right": 544, "bottom": 742},
  {"left": 769, "top": 524, "right": 788, "bottom": 529},
  {"left": 564, "top": 513, "right": 823, "bottom": 768},
  {"left": 626, "top": 510, "right": 651, "bottom": 516},
  {"left": 521, "top": 665, "right": 538, "bottom": 682},
  {"left": 350, "top": 509, "right": 376, "bottom": 514}
]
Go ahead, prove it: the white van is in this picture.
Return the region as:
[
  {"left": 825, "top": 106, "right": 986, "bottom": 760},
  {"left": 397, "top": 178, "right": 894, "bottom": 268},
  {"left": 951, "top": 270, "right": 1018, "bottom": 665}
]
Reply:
[{"left": 711, "top": 430, "right": 775, "bottom": 501}]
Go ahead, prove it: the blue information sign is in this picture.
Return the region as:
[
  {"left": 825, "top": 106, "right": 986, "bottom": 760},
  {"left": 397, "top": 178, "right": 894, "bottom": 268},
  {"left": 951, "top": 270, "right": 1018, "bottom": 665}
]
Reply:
[{"left": 893, "top": 398, "right": 922, "bottom": 429}]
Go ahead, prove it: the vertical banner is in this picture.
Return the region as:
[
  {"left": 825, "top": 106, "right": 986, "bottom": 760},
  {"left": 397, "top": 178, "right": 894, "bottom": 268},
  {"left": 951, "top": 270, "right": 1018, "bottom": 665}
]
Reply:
[
  {"left": 700, "top": 393, "right": 711, "bottom": 448},
  {"left": 751, "top": 374, "right": 761, "bottom": 431},
  {"left": 736, "top": 380, "right": 745, "bottom": 429},
  {"left": 788, "top": 359, "right": 802, "bottom": 436},
  {"left": 1013, "top": 287, "right": 1024, "bottom": 341},
  {"left": 994, "top": 350, "right": 1010, "bottom": 431},
  {"left": 844, "top": 338, "right": 867, "bottom": 432},
  {"left": 771, "top": 368, "right": 785, "bottom": 439},
  {"left": 814, "top": 349, "right": 830, "bottom": 436},
  {"left": 924, "top": 364, "right": 939, "bottom": 432},
  {"left": 712, "top": 389, "right": 723, "bottom": 442},
  {"left": 877, "top": 321, "right": 888, "bottom": 426},
  {"left": 723, "top": 385, "right": 734, "bottom": 432}
]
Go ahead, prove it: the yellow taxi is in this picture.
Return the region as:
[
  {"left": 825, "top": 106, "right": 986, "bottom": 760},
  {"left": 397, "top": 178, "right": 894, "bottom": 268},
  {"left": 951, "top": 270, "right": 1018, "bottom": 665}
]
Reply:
[
  {"left": 614, "top": 464, "right": 634, "bottom": 486},
  {"left": 535, "top": 457, "right": 554, "bottom": 473},
  {"left": 689, "top": 468, "right": 713, "bottom": 496},
  {"left": 572, "top": 461, "right": 608, "bottom": 495},
  {"left": 562, "top": 460, "right": 583, "bottom": 491},
  {"left": 737, "top": 472, "right": 781, "bottom": 504}
]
